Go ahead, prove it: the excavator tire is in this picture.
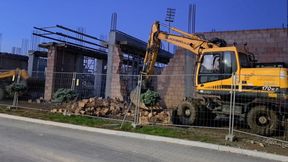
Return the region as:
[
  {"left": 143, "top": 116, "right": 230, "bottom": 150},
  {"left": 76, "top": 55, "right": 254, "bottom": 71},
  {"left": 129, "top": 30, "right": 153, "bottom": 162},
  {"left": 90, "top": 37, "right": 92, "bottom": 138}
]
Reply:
[
  {"left": 247, "top": 105, "right": 279, "bottom": 136},
  {"left": 177, "top": 101, "right": 199, "bottom": 125}
]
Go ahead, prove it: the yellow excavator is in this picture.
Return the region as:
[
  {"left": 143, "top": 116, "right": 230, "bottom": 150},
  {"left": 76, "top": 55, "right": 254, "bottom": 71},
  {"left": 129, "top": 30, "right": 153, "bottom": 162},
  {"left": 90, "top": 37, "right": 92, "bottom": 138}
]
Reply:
[
  {"left": 132, "top": 21, "right": 288, "bottom": 136},
  {"left": 0, "top": 69, "right": 29, "bottom": 100}
]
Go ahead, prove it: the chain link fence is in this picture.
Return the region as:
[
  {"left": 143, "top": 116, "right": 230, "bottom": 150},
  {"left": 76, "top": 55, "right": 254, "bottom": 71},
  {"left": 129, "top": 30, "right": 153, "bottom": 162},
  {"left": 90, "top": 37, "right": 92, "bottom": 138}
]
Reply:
[{"left": 0, "top": 71, "right": 287, "bottom": 143}]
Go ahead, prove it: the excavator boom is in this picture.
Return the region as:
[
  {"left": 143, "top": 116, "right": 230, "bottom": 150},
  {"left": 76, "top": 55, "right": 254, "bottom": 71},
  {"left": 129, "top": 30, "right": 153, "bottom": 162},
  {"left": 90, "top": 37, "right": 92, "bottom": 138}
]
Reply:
[
  {"left": 0, "top": 69, "right": 29, "bottom": 80},
  {"left": 142, "top": 21, "right": 218, "bottom": 77},
  {"left": 132, "top": 21, "right": 220, "bottom": 109}
]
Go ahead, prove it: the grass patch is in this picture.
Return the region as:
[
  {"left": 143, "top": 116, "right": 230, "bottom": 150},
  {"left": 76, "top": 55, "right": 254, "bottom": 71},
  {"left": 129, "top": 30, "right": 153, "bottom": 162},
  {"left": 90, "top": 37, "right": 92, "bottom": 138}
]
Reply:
[
  {"left": 1, "top": 106, "right": 287, "bottom": 156},
  {"left": 0, "top": 106, "right": 219, "bottom": 143}
]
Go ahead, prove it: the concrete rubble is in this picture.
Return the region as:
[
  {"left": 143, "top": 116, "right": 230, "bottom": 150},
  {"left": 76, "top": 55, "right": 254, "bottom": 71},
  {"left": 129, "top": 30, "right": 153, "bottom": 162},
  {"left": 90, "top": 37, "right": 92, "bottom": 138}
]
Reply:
[{"left": 51, "top": 97, "right": 171, "bottom": 124}]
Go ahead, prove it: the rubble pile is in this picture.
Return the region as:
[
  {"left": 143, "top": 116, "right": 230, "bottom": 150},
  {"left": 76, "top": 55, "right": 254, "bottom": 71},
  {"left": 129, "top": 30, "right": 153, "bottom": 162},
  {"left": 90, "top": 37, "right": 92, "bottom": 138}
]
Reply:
[
  {"left": 140, "top": 109, "right": 171, "bottom": 124},
  {"left": 51, "top": 97, "right": 171, "bottom": 124},
  {"left": 51, "top": 97, "right": 127, "bottom": 117}
]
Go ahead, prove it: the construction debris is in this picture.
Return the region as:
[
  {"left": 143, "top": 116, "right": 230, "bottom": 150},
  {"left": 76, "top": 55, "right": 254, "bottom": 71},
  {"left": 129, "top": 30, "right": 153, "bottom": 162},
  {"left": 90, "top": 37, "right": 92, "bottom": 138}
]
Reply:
[
  {"left": 50, "top": 97, "right": 171, "bottom": 124},
  {"left": 51, "top": 97, "right": 127, "bottom": 117},
  {"left": 140, "top": 109, "right": 171, "bottom": 124}
]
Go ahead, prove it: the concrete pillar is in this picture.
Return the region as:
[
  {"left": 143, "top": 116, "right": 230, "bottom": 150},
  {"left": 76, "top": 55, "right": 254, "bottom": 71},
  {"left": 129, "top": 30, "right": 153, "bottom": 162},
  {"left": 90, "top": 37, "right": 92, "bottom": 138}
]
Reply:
[
  {"left": 109, "top": 46, "right": 125, "bottom": 100},
  {"left": 27, "top": 52, "right": 35, "bottom": 76},
  {"left": 44, "top": 46, "right": 57, "bottom": 101},
  {"left": 105, "top": 31, "right": 116, "bottom": 98},
  {"left": 94, "top": 59, "right": 103, "bottom": 96}
]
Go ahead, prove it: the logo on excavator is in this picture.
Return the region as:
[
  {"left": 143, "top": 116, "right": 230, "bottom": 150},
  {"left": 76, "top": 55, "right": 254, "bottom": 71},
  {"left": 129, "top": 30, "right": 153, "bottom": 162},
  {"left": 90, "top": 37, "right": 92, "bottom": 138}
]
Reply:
[{"left": 262, "top": 86, "right": 279, "bottom": 92}]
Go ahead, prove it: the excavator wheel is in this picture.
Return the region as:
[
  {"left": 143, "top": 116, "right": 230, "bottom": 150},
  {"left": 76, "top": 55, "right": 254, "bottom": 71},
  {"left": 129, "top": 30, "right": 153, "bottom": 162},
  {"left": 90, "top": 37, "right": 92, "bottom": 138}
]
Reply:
[
  {"left": 177, "top": 101, "right": 199, "bottom": 125},
  {"left": 247, "top": 105, "right": 279, "bottom": 136}
]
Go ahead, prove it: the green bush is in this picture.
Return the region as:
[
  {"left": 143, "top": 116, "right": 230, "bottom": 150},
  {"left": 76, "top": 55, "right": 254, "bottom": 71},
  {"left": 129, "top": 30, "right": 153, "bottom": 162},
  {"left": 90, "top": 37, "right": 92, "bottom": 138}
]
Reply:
[
  {"left": 5, "top": 82, "right": 27, "bottom": 97},
  {"left": 140, "top": 89, "right": 160, "bottom": 106},
  {"left": 52, "top": 88, "right": 77, "bottom": 103}
]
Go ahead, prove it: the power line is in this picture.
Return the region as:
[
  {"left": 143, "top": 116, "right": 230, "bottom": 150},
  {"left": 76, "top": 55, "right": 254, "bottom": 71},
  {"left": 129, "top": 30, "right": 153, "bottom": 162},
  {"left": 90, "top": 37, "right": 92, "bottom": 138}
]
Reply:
[{"left": 165, "top": 8, "right": 176, "bottom": 52}]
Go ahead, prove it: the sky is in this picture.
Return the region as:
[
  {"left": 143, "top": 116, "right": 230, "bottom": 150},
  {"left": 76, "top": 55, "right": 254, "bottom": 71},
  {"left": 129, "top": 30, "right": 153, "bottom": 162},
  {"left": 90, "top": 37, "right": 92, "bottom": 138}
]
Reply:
[{"left": 0, "top": 0, "right": 287, "bottom": 53}]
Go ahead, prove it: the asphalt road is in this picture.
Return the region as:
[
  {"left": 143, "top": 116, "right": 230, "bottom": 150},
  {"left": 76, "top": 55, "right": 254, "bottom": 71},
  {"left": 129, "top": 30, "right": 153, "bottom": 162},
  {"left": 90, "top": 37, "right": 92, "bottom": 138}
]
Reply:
[{"left": 0, "top": 117, "right": 279, "bottom": 162}]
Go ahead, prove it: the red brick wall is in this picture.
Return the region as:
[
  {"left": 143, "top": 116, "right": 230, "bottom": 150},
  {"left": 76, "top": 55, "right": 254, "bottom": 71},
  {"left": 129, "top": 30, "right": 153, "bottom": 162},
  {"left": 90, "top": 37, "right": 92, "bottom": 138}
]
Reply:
[
  {"left": 109, "top": 46, "right": 128, "bottom": 100},
  {"left": 44, "top": 46, "right": 57, "bottom": 101},
  {"left": 153, "top": 49, "right": 186, "bottom": 108},
  {"left": 200, "top": 28, "right": 288, "bottom": 63}
]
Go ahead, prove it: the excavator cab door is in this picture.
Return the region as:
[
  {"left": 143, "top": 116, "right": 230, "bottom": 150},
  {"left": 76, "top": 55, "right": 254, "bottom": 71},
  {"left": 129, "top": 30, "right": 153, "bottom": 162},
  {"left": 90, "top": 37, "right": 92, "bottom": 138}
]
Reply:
[{"left": 197, "top": 51, "right": 237, "bottom": 85}]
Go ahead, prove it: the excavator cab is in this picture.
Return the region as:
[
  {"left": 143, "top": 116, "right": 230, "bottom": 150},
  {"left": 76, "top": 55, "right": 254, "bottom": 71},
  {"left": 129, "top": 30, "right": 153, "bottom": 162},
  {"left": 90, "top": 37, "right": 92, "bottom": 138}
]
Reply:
[{"left": 195, "top": 47, "right": 240, "bottom": 94}]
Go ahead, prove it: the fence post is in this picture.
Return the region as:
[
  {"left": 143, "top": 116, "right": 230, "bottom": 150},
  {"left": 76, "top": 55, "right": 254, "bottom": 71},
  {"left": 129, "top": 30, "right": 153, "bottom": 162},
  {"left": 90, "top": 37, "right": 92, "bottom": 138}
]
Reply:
[
  {"left": 12, "top": 71, "right": 21, "bottom": 108},
  {"left": 132, "top": 74, "right": 142, "bottom": 128},
  {"left": 225, "top": 73, "right": 236, "bottom": 142},
  {"left": 71, "top": 72, "right": 77, "bottom": 90}
]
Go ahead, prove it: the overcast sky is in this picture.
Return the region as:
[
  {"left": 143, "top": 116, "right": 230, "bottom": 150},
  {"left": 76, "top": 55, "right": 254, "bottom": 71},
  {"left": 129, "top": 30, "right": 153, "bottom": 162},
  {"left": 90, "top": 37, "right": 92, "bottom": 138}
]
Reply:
[{"left": 0, "top": 0, "right": 287, "bottom": 53}]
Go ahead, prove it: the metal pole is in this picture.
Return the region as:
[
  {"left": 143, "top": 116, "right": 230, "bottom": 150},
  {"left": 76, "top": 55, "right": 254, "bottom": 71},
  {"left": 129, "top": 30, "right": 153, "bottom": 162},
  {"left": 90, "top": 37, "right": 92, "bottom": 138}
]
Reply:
[
  {"left": 168, "top": 22, "right": 170, "bottom": 52},
  {"left": 231, "top": 74, "right": 236, "bottom": 136},
  {"left": 132, "top": 74, "right": 142, "bottom": 127},
  {"left": 71, "top": 72, "right": 76, "bottom": 90},
  {"left": 12, "top": 71, "right": 21, "bottom": 108},
  {"left": 228, "top": 74, "right": 234, "bottom": 135},
  {"left": 226, "top": 73, "right": 236, "bottom": 141}
]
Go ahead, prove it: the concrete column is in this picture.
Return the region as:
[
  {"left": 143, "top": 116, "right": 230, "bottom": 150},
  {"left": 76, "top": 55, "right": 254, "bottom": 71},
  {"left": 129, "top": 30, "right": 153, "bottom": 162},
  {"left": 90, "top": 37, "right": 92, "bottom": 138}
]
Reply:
[
  {"left": 44, "top": 45, "right": 57, "bottom": 101},
  {"left": 94, "top": 59, "right": 103, "bottom": 96},
  {"left": 105, "top": 31, "right": 116, "bottom": 98},
  {"left": 27, "top": 52, "right": 35, "bottom": 76}
]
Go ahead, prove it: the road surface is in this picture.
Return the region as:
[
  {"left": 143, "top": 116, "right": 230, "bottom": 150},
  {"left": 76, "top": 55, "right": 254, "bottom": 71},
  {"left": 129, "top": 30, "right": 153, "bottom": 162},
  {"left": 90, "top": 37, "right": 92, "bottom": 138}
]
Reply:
[{"left": 0, "top": 117, "right": 278, "bottom": 162}]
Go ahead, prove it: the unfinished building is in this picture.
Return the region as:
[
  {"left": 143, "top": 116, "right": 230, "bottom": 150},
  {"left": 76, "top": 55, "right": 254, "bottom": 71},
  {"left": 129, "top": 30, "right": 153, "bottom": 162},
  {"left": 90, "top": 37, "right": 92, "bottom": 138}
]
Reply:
[{"left": 29, "top": 21, "right": 287, "bottom": 109}]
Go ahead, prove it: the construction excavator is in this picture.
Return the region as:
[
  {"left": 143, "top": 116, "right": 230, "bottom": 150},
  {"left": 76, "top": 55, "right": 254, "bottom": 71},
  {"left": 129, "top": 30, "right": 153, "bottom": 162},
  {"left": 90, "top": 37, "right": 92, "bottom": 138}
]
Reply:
[
  {"left": 0, "top": 69, "right": 29, "bottom": 100},
  {"left": 131, "top": 21, "right": 288, "bottom": 136}
]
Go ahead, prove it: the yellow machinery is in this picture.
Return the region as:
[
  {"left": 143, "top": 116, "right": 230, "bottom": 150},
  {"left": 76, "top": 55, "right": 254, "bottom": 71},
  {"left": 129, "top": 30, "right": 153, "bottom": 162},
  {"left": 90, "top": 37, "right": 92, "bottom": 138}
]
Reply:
[
  {"left": 0, "top": 69, "right": 29, "bottom": 100},
  {"left": 136, "top": 21, "right": 288, "bottom": 136}
]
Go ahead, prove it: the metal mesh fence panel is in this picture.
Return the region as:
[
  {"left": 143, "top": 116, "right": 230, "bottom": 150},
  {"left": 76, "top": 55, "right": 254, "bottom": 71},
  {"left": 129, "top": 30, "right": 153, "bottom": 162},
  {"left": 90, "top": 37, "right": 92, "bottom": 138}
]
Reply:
[
  {"left": 0, "top": 69, "right": 25, "bottom": 107},
  {"left": 233, "top": 74, "right": 288, "bottom": 142},
  {"left": 135, "top": 74, "right": 233, "bottom": 130},
  {"left": 1, "top": 70, "right": 287, "bottom": 143}
]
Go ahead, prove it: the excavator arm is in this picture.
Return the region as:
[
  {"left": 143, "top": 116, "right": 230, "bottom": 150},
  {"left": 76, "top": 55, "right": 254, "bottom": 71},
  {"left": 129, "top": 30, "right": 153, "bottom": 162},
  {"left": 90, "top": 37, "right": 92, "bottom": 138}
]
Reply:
[
  {"left": 142, "top": 21, "right": 219, "bottom": 77},
  {"left": 0, "top": 69, "right": 29, "bottom": 80},
  {"left": 131, "top": 21, "right": 220, "bottom": 108}
]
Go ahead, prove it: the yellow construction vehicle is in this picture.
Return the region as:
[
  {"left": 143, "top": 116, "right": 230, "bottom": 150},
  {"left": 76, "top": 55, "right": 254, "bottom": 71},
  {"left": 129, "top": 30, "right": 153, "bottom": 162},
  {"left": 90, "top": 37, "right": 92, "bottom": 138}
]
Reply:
[
  {"left": 0, "top": 69, "right": 29, "bottom": 100},
  {"left": 134, "top": 21, "right": 288, "bottom": 136}
]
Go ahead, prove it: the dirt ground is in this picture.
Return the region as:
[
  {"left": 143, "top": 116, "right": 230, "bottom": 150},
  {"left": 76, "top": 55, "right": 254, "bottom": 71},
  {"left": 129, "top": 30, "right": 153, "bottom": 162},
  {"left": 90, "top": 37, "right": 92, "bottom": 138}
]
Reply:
[{"left": 183, "top": 127, "right": 288, "bottom": 156}]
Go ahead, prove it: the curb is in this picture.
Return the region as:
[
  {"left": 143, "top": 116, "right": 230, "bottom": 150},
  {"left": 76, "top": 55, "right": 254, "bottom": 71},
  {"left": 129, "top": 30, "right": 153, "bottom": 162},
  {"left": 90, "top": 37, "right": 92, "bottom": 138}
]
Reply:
[{"left": 0, "top": 113, "right": 287, "bottom": 162}]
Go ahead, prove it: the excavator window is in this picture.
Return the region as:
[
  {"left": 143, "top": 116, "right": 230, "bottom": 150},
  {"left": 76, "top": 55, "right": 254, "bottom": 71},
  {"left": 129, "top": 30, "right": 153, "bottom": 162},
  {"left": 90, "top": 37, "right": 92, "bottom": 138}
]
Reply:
[
  {"left": 238, "top": 53, "right": 253, "bottom": 68},
  {"left": 198, "top": 51, "right": 236, "bottom": 84}
]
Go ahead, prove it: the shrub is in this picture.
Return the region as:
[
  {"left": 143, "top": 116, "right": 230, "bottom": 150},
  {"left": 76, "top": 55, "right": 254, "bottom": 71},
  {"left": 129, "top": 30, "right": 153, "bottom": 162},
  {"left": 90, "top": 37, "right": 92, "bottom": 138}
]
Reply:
[
  {"left": 52, "top": 88, "right": 77, "bottom": 103},
  {"left": 140, "top": 89, "right": 160, "bottom": 106}
]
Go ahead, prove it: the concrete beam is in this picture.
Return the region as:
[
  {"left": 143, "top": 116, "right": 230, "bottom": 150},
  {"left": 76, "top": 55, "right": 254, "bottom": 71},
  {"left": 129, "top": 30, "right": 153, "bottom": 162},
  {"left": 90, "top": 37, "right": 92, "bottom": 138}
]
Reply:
[{"left": 114, "top": 30, "right": 173, "bottom": 64}]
